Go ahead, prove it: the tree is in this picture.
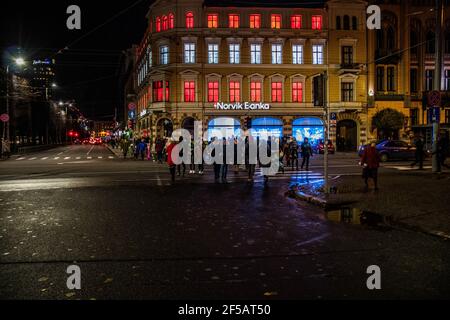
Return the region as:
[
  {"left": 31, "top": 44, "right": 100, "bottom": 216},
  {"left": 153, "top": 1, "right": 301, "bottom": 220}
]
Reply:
[{"left": 371, "top": 108, "right": 405, "bottom": 139}]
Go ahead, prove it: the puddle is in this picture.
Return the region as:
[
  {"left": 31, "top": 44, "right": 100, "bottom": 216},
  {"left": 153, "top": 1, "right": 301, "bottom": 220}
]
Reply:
[{"left": 325, "top": 207, "right": 391, "bottom": 230}]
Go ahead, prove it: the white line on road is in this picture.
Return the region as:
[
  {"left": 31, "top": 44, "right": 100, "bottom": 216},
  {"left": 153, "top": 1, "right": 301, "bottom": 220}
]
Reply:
[
  {"left": 64, "top": 157, "right": 71, "bottom": 160},
  {"left": 108, "top": 156, "right": 114, "bottom": 159},
  {"left": 54, "top": 157, "right": 60, "bottom": 160},
  {"left": 28, "top": 157, "right": 36, "bottom": 161},
  {"left": 98, "top": 156, "right": 103, "bottom": 159},
  {"left": 76, "top": 157, "right": 81, "bottom": 160},
  {"left": 87, "top": 156, "right": 92, "bottom": 159},
  {"left": 16, "top": 158, "right": 25, "bottom": 161},
  {"left": 41, "top": 157, "right": 48, "bottom": 160},
  {"left": 87, "top": 145, "right": 95, "bottom": 156}
]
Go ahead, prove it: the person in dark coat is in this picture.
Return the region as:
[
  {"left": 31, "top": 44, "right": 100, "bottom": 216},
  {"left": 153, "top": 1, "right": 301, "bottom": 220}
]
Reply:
[
  {"left": 245, "top": 136, "right": 256, "bottom": 182},
  {"left": 290, "top": 139, "right": 299, "bottom": 171},
  {"left": 411, "top": 135, "right": 425, "bottom": 170},
  {"left": 211, "top": 138, "right": 221, "bottom": 183},
  {"left": 177, "top": 136, "right": 186, "bottom": 177},
  {"left": 220, "top": 138, "right": 229, "bottom": 183},
  {"left": 300, "top": 138, "right": 313, "bottom": 170},
  {"left": 259, "top": 137, "right": 272, "bottom": 184},
  {"left": 360, "top": 142, "right": 381, "bottom": 191}
]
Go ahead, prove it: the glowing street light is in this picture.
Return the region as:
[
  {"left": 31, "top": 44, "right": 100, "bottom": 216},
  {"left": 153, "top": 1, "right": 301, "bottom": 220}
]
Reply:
[{"left": 14, "top": 57, "right": 26, "bottom": 66}]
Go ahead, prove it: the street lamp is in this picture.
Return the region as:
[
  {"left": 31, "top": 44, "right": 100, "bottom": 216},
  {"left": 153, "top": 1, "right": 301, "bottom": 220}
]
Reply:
[{"left": 3, "top": 56, "right": 26, "bottom": 143}]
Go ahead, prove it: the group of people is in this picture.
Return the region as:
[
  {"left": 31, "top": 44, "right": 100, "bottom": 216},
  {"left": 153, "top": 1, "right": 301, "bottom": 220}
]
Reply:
[
  {"left": 0, "top": 138, "right": 11, "bottom": 159},
  {"left": 411, "top": 132, "right": 450, "bottom": 171},
  {"left": 279, "top": 137, "right": 314, "bottom": 171}
]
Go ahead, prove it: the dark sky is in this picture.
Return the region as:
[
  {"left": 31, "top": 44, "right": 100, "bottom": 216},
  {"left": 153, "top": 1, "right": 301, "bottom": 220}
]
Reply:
[{"left": 1, "top": 0, "right": 150, "bottom": 120}]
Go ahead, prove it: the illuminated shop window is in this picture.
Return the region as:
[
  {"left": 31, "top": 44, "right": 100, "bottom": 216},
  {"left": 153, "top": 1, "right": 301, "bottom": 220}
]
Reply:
[
  {"left": 208, "top": 81, "right": 219, "bottom": 103},
  {"left": 208, "top": 14, "right": 218, "bottom": 28},
  {"left": 271, "top": 14, "right": 281, "bottom": 29},
  {"left": 250, "top": 81, "right": 262, "bottom": 102},
  {"left": 249, "top": 14, "right": 261, "bottom": 29},
  {"left": 291, "top": 15, "right": 302, "bottom": 29},
  {"left": 312, "top": 15, "right": 323, "bottom": 30},
  {"left": 229, "top": 14, "right": 240, "bottom": 28},
  {"left": 229, "top": 81, "right": 241, "bottom": 102},
  {"left": 184, "top": 81, "right": 195, "bottom": 102},
  {"left": 186, "top": 12, "right": 194, "bottom": 29},
  {"left": 292, "top": 82, "right": 303, "bottom": 102},
  {"left": 156, "top": 17, "right": 161, "bottom": 32},
  {"left": 271, "top": 82, "right": 282, "bottom": 102}
]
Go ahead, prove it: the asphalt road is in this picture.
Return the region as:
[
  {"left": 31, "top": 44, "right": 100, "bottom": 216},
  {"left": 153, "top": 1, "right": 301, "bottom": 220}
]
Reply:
[{"left": 0, "top": 145, "right": 449, "bottom": 299}]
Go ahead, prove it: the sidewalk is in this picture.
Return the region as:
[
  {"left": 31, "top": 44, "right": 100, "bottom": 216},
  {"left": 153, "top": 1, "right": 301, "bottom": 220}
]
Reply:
[
  {"left": 290, "top": 168, "right": 450, "bottom": 240},
  {"left": 106, "top": 144, "right": 124, "bottom": 158}
]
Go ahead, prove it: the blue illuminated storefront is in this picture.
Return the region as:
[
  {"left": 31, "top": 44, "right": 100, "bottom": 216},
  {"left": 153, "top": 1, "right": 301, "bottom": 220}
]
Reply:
[
  {"left": 207, "top": 117, "right": 241, "bottom": 140},
  {"left": 292, "top": 117, "right": 324, "bottom": 146},
  {"left": 250, "top": 117, "right": 283, "bottom": 138}
]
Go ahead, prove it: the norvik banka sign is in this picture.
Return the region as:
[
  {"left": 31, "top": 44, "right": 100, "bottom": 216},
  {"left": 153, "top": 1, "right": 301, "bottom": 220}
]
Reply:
[{"left": 214, "top": 102, "right": 271, "bottom": 110}]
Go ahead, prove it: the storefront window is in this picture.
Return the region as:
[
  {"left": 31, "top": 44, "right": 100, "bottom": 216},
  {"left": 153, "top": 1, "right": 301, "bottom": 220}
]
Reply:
[
  {"left": 208, "top": 117, "right": 241, "bottom": 140},
  {"left": 250, "top": 117, "right": 283, "bottom": 139},
  {"left": 292, "top": 117, "right": 324, "bottom": 147}
]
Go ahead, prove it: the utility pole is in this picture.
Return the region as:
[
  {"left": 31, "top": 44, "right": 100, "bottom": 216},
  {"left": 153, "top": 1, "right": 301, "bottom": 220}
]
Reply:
[
  {"left": 323, "top": 70, "right": 329, "bottom": 195},
  {"left": 432, "top": 0, "right": 444, "bottom": 173},
  {"left": 4, "top": 65, "right": 10, "bottom": 142}
]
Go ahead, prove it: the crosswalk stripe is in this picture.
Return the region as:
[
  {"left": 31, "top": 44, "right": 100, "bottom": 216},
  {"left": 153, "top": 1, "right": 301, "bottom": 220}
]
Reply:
[
  {"left": 108, "top": 156, "right": 114, "bottom": 159},
  {"left": 64, "top": 157, "right": 71, "bottom": 160},
  {"left": 41, "top": 157, "right": 48, "bottom": 160},
  {"left": 16, "top": 158, "right": 25, "bottom": 161},
  {"left": 87, "top": 157, "right": 92, "bottom": 159},
  {"left": 54, "top": 157, "right": 60, "bottom": 160},
  {"left": 76, "top": 157, "right": 81, "bottom": 160},
  {"left": 98, "top": 156, "right": 103, "bottom": 159},
  {"left": 28, "top": 157, "right": 36, "bottom": 160}
]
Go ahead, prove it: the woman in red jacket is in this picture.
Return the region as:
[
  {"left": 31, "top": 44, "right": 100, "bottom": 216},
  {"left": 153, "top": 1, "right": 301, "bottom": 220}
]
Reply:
[{"left": 361, "top": 142, "right": 381, "bottom": 191}]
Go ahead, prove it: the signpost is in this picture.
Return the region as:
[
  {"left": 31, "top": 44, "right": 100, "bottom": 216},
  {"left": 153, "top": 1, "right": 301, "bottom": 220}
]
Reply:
[{"left": 0, "top": 114, "right": 9, "bottom": 123}]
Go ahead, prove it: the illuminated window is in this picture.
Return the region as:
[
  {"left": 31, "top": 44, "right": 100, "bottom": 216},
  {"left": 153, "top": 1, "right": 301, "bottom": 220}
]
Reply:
[
  {"left": 341, "top": 82, "right": 354, "bottom": 102},
  {"left": 312, "top": 15, "right": 323, "bottom": 30},
  {"left": 153, "top": 81, "right": 163, "bottom": 102},
  {"left": 292, "top": 44, "right": 303, "bottom": 64},
  {"left": 169, "top": 13, "right": 175, "bottom": 29},
  {"left": 249, "top": 14, "right": 261, "bottom": 29},
  {"left": 312, "top": 45, "right": 323, "bottom": 64},
  {"left": 156, "top": 17, "right": 161, "bottom": 32},
  {"left": 162, "top": 15, "right": 168, "bottom": 30},
  {"left": 160, "top": 45, "right": 169, "bottom": 64},
  {"left": 165, "top": 81, "right": 170, "bottom": 101},
  {"left": 292, "top": 82, "right": 303, "bottom": 102},
  {"left": 208, "top": 81, "right": 219, "bottom": 103},
  {"left": 250, "top": 81, "right": 262, "bottom": 102},
  {"left": 271, "top": 14, "right": 281, "bottom": 29},
  {"left": 250, "top": 44, "right": 261, "bottom": 64},
  {"left": 184, "top": 81, "right": 195, "bottom": 102},
  {"left": 229, "top": 14, "right": 240, "bottom": 28},
  {"left": 208, "top": 44, "right": 219, "bottom": 64},
  {"left": 291, "top": 15, "right": 302, "bottom": 29},
  {"left": 271, "top": 82, "right": 282, "bottom": 102},
  {"left": 184, "top": 43, "right": 196, "bottom": 63},
  {"left": 271, "top": 44, "right": 282, "bottom": 64},
  {"left": 208, "top": 14, "right": 218, "bottom": 28},
  {"left": 229, "top": 81, "right": 240, "bottom": 102},
  {"left": 229, "top": 44, "right": 240, "bottom": 64},
  {"left": 186, "top": 12, "right": 194, "bottom": 29}
]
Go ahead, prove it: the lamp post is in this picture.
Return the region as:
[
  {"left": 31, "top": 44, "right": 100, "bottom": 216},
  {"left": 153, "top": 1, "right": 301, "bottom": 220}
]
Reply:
[{"left": 3, "top": 57, "right": 26, "bottom": 143}]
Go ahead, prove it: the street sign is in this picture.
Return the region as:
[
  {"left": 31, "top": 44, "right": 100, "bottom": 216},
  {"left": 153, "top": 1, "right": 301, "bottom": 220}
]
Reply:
[
  {"left": 128, "top": 103, "right": 136, "bottom": 111},
  {"left": 0, "top": 114, "right": 9, "bottom": 122},
  {"left": 427, "top": 107, "right": 440, "bottom": 124},
  {"left": 428, "top": 91, "right": 441, "bottom": 107}
]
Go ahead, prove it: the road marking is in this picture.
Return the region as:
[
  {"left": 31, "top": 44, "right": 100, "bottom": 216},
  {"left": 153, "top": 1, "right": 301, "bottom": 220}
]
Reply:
[
  {"left": 41, "top": 157, "right": 48, "bottom": 160},
  {"left": 28, "top": 157, "right": 36, "bottom": 160},
  {"left": 16, "top": 158, "right": 25, "bottom": 161},
  {"left": 87, "top": 156, "right": 92, "bottom": 159},
  {"left": 76, "top": 157, "right": 81, "bottom": 160},
  {"left": 87, "top": 145, "right": 94, "bottom": 156},
  {"left": 108, "top": 156, "right": 114, "bottom": 159},
  {"left": 98, "top": 156, "right": 103, "bottom": 159},
  {"left": 54, "top": 157, "right": 60, "bottom": 160},
  {"left": 64, "top": 157, "right": 71, "bottom": 160},
  {"left": 57, "top": 152, "right": 64, "bottom": 155}
]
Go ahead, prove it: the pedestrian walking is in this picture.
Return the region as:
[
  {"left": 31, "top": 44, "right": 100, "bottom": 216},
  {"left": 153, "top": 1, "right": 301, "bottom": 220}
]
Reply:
[
  {"left": 155, "top": 136, "right": 164, "bottom": 164},
  {"left": 290, "top": 139, "right": 299, "bottom": 171},
  {"left": 177, "top": 136, "right": 186, "bottom": 177},
  {"left": 411, "top": 135, "right": 425, "bottom": 170},
  {"left": 220, "top": 137, "right": 229, "bottom": 183},
  {"left": 360, "top": 141, "right": 381, "bottom": 192},
  {"left": 189, "top": 138, "right": 196, "bottom": 174},
  {"left": 166, "top": 139, "right": 177, "bottom": 183},
  {"left": 260, "top": 137, "right": 272, "bottom": 185},
  {"left": 300, "top": 138, "right": 313, "bottom": 171},
  {"left": 245, "top": 136, "right": 256, "bottom": 182}
]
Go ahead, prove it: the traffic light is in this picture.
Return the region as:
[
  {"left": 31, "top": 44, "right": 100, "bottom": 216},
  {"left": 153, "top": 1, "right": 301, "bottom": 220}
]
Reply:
[{"left": 244, "top": 117, "right": 252, "bottom": 129}]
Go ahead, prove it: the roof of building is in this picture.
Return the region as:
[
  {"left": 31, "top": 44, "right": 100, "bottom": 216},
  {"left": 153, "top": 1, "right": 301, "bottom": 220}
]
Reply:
[{"left": 203, "top": 0, "right": 326, "bottom": 9}]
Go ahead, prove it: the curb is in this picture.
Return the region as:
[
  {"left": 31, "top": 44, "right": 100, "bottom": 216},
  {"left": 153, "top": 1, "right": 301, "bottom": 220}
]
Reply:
[
  {"left": 106, "top": 145, "right": 124, "bottom": 159},
  {"left": 288, "top": 189, "right": 450, "bottom": 241}
]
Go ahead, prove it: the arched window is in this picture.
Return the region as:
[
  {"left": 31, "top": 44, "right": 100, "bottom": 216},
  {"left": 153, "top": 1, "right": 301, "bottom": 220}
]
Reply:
[
  {"left": 186, "top": 12, "right": 194, "bottom": 29},
  {"left": 156, "top": 17, "right": 161, "bottom": 32},
  {"left": 410, "top": 29, "right": 419, "bottom": 55},
  {"left": 168, "top": 13, "right": 175, "bottom": 29},
  {"left": 162, "top": 15, "right": 168, "bottom": 30},
  {"left": 352, "top": 16, "right": 357, "bottom": 30},
  {"left": 343, "top": 15, "right": 350, "bottom": 30},
  {"left": 386, "top": 26, "right": 395, "bottom": 50},
  {"left": 336, "top": 16, "right": 341, "bottom": 30},
  {"left": 250, "top": 118, "right": 283, "bottom": 138},
  {"left": 426, "top": 31, "right": 435, "bottom": 54},
  {"left": 292, "top": 117, "right": 324, "bottom": 146}
]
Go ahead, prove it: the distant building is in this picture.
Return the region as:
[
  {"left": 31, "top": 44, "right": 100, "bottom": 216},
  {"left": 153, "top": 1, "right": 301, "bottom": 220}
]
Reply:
[{"left": 30, "top": 58, "right": 56, "bottom": 100}]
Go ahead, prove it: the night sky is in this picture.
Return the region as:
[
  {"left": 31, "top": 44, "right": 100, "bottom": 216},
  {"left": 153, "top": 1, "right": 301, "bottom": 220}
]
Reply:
[{"left": 1, "top": 0, "right": 150, "bottom": 120}]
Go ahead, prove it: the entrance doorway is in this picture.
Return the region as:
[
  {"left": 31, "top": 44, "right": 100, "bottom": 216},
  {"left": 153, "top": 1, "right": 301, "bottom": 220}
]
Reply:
[
  {"left": 337, "top": 120, "right": 357, "bottom": 152},
  {"left": 157, "top": 118, "right": 173, "bottom": 138}
]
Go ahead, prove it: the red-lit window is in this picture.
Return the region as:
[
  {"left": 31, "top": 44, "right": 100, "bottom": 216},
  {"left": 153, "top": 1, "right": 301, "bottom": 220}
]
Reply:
[
  {"left": 165, "top": 81, "right": 170, "bottom": 102},
  {"left": 207, "top": 14, "right": 218, "bottom": 28},
  {"left": 156, "top": 17, "right": 161, "bottom": 32},
  {"left": 291, "top": 15, "right": 302, "bottom": 29},
  {"left": 186, "top": 12, "right": 194, "bottom": 29},
  {"left": 208, "top": 81, "right": 219, "bottom": 103},
  {"left": 169, "top": 13, "right": 175, "bottom": 29},
  {"left": 249, "top": 14, "right": 261, "bottom": 29},
  {"left": 153, "top": 81, "right": 163, "bottom": 102},
  {"left": 162, "top": 15, "right": 168, "bottom": 30},
  {"left": 292, "top": 82, "right": 303, "bottom": 102},
  {"left": 312, "top": 15, "right": 323, "bottom": 30},
  {"left": 184, "top": 81, "right": 195, "bottom": 102},
  {"left": 271, "top": 82, "right": 282, "bottom": 102},
  {"left": 271, "top": 14, "right": 281, "bottom": 29},
  {"left": 250, "top": 81, "right": 262, "bottom": 102},
  {"left": 229, "top": 81, "right": 240, "bottom": 102},
  {"left": 229, "top": 14, "right": 240, "bottom": 28}
]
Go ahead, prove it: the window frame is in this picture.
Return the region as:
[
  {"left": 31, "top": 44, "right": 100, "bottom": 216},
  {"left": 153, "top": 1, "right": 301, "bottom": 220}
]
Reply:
[
  {"left": 271, "top": 44, "right": 282, "bottom": 64},
  {"left": 229, "top": 44, "right": 240, "bottom": 64},
  {"left": 271, "top": 14, "right": 282, "bottom": 29},
  {"left": 291, "top": 15, "right": 302, "bottom": 29},
  {"left": 207, "top": 13, "right": 218, "bottom": 28},
  {"left": 186, "top": 11, "right": 194, "bottom": 29},
  {"left": 250, "top": 43, "right": 262, "bottom": 64},
  {"left": 312, "top": 15, "right": 323, "bottom": 30},
  {"left": 249, "top": 14, "right": 261, "bottom": 29},
  {"left": 229, "top": 14, "right": 240, "bottom": 28}
]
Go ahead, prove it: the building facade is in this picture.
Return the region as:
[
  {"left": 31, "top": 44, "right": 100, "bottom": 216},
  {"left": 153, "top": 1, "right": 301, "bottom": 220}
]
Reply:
[
  {"left": 29, "top": 58, "right": 56, "bottom": 101},
  {"left": 133, "top": 0, "right": 369, "bottom": 150},
  {"left": 367, "top": 0, "right": 450, "bottom": 147}
]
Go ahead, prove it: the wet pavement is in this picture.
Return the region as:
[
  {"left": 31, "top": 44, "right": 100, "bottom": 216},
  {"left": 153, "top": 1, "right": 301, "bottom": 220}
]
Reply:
[{"left": 0, "top": 145, "right": 450, "bottom": 299}]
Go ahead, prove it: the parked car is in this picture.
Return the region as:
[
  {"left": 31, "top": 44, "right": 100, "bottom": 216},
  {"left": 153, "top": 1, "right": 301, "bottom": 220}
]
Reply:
[
  {"left": 358, "top": 140, "right": 416, "bottom": 162},
  {"left": 316, "top": 139, "right": 335, "bottom": 154}
]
